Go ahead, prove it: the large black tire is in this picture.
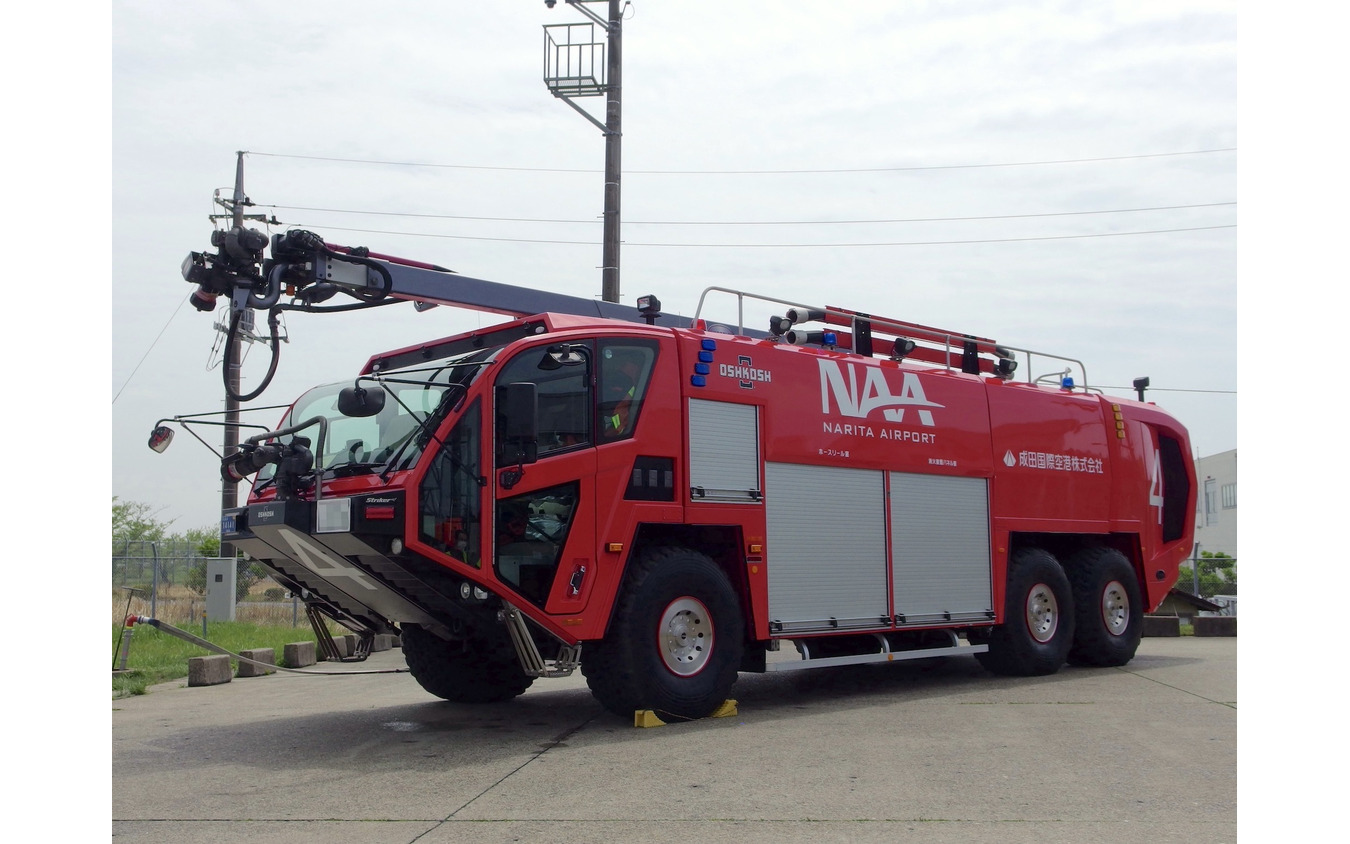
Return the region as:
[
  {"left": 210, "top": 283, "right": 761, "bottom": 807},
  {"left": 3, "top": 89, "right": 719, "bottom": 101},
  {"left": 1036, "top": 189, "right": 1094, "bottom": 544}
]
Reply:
[
  {"left": 975, "top": 547, "right": 1074, "bottom": 677},
  {"left": 1064, "top": 547, "right": 1144, "bottom": 667},
  {"left": 582, "top": 547, "right": 745, "bottom": 720},
  {"left": 401, "top": 624, "right": 534, "bottom": 703}
]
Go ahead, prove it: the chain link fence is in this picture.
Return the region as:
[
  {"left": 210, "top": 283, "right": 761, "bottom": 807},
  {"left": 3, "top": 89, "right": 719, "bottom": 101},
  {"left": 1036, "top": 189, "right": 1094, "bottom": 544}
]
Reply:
[
  {"left": 111, "top": 539, "right": 304, "bottom": 627},
  {"left": 1173, "top": 557, "right": 1237, "bottom": 616}
]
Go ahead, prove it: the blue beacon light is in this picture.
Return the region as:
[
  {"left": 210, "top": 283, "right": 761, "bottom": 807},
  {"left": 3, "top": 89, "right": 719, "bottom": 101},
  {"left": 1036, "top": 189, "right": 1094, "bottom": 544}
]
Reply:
[{"left": 693, "top": 339, "right": 716, "bottom": 386}]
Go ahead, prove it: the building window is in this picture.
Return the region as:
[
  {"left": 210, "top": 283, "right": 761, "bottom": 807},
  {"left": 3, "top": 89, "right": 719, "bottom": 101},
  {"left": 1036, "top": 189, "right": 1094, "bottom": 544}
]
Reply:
[
  {"left": 1203, "top": 478, "right": 1217, "bottom": 526},
  {"left": 1221, "top": 483, "right": 1236, "bottom": 510}
]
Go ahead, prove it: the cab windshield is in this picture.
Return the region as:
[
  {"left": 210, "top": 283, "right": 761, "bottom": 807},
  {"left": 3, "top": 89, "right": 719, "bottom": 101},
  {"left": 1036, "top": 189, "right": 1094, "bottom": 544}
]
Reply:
[{"left": 255, "top": 349, "right": 495, "bottom": 485}]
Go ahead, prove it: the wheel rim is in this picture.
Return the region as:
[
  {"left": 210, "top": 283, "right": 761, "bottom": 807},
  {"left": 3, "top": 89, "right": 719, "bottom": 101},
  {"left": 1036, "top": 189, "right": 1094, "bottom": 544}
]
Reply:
[
  {"left": 1024, "top": 583, "right": 1059, "bottom": 643},
  {"left": 1101, "top": 580, "right": 1130, "bottom": 637},
  {"left": 658, "top": 597, "right": 714, "bottom": 676}
]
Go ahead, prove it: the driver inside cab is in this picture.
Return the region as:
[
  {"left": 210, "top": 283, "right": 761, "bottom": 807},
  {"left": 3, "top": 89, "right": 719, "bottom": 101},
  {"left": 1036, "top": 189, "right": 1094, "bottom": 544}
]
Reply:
[{"left": 601, "top": 352, "right": 642, "bottom": 439}]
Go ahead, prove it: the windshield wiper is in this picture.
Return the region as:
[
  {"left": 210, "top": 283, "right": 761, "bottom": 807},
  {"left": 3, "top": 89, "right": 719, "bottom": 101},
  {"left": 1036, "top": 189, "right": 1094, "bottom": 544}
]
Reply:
[
  {"left": 327, "top": 461, "right": 382, "bottom": 478},
  {"left": 378, "top": 384, "right": 467, "bottom": 482}
]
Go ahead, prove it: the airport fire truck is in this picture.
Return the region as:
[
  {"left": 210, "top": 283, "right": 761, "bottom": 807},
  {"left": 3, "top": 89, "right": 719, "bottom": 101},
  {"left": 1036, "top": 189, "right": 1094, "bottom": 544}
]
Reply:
[{"left": 166, "top": 226, "right": 1196, "bottom": 720}]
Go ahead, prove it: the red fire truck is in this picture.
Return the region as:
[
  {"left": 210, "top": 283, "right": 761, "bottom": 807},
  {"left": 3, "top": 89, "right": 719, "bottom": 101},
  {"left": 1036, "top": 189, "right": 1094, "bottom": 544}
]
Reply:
[{"left": 168, "top": 227, "right": 1196, "bottom": 720}]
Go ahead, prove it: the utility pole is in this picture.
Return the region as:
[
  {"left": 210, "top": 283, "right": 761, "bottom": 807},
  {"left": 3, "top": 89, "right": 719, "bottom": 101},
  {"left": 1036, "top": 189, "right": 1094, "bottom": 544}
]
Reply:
[
  {"left": 220, "top": 153, "right": 246, "bottom": 560},
  {"left": 210, "top": 151, "right": 271, "bottom": 559},
  {"left": 600, "top": 0, "right": 622, "bottom": 305},
  {"left": 544, "top": 0, "right": 626, "bottom": 304}
]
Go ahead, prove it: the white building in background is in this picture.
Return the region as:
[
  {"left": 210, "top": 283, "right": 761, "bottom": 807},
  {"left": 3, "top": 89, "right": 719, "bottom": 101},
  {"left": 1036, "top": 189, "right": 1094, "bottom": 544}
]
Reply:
[{"left": 1193, "top": 449, "right": 1237, "bottom": 558}]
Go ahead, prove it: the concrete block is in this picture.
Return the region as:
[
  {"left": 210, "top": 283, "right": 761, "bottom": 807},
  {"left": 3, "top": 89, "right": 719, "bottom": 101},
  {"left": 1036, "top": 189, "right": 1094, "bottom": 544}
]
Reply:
[
  {"left": 342, "top": 634, "right": 358, "bottom": 654},
  {"left": 1143, "top": 615, "right": 1181, "bottom": 637},
  {"left": 330, "top": 636, "right": 349, "bottom": 659},
  {"left": 237, "top": 648, "right": 276, "bottom": 678},
  {"left": 283, "top": 641, "right": 316, "bottom": 668},
  {"left": 1193, "top": 615, "right": 1237, "bottom": 637},
  {"left": 187, "top": 654, "right": 232, "bottom": 687}
]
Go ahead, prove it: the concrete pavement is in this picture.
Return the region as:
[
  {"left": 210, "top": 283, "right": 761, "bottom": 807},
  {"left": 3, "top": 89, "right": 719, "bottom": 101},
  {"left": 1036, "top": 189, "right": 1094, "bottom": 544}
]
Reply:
[{"left": 112, "top": 636, "right": 1236, "bottom": 843}]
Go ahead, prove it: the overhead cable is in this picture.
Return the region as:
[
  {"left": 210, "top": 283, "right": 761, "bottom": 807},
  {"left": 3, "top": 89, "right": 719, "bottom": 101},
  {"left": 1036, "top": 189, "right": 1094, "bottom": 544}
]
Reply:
[
  {"left": 267, "top": 201, "right": 1236, "bottom": 227},
  {"left": 287, "top": 222, "right": 1236, "bottom": 248},
  {"left": 246, "top": 147, "right": 1237, "bottom": 176}
]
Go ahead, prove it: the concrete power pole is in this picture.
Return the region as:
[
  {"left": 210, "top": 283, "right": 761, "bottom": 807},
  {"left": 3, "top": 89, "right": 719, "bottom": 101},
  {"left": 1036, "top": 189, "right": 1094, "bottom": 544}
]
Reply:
[
  {"left": 599, "top": 0, "right": 622, "bottom": 305},
  {"left": 544, "top": 0, "right": 626, "bottom": 304},
  {"left": 209, "top": 151, "right": 273, "bottom": 557},
  {"left": 220, "top": 152, "right": 246, "bottom": 560}
]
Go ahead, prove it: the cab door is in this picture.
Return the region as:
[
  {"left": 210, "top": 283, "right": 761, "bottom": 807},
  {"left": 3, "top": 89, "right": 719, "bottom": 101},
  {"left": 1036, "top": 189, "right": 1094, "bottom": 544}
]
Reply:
[{"left": 491, "top": 341, "right": 598, "bottom": 615}]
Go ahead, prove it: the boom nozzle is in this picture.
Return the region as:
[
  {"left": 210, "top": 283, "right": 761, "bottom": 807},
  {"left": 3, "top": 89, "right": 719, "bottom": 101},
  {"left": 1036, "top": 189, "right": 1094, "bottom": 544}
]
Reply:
[{"left": 180, "top": 225, "right": 270, "bottom": 313}]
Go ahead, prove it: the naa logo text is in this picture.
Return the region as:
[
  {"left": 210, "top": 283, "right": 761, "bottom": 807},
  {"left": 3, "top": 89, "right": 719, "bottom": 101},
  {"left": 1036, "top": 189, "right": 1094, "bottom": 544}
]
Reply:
[{"left": 818, "top": 359, "right": 943, "bottom": 426}]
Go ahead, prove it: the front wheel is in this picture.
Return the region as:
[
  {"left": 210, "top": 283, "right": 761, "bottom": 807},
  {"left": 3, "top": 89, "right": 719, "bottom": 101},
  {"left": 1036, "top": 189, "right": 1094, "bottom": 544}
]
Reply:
[
  {"left": 401, "top": 624, "right": 534, "bottom": 703},
  {"left": 583, "top": 547, "right": 744, "bottom": 720},
  {"left": 1065, "top": 547, "right": 1144, "bottom": 667},
  {"left": 975, "top": 547, "right": 1074, "bottom": 677}
]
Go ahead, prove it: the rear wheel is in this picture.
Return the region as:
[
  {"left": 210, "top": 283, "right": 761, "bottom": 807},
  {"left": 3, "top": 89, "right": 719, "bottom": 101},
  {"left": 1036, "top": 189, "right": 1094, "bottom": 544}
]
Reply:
[
  {"left": 1065, "top": 547, "right": 1144, "bottom": 667},
  {"left": 975, "top": 547, "right": 1074, "bottom": 677},
  {"left": 401, "top": 624, "right": 534, "bottom": 703},
  {"left": 583, "top": 547, "right": 744, "bottom": 720}
]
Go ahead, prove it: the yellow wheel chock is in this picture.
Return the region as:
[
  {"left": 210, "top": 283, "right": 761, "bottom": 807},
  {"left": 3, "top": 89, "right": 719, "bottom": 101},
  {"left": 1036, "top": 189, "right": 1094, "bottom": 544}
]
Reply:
[{"left": 634, "top": 699, "right": 738, "bottom": 728}]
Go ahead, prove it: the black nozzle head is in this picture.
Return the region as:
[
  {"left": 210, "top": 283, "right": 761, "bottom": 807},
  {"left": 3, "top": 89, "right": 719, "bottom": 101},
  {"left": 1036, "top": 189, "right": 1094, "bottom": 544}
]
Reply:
[{"left": 189, "top": 287, "right": 219, "bottom": 312}]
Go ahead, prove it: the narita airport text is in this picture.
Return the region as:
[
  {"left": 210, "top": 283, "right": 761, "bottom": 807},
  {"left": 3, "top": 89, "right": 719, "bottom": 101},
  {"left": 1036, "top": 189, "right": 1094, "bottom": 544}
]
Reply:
[{"left": 822, "top": 421, "right": 936, "bottom": 444}]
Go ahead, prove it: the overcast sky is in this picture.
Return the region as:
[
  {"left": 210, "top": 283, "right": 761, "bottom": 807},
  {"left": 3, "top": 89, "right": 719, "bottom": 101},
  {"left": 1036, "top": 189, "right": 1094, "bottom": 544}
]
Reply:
[{"left": 111, "top": 0, "right": 1240, "bottom": 530}]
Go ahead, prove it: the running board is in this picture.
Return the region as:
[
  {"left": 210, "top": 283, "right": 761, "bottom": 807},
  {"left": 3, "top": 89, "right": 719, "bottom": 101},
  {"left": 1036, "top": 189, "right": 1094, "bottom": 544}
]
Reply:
[{"left": 765, "top": 641, "right": 988, "bottom": 673}]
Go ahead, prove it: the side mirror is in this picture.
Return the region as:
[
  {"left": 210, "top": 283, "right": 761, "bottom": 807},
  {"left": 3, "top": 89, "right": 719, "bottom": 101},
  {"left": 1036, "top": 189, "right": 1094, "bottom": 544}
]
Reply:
[
  {"left": 338, "top": 384, "right": 386, "bottom": 417},
  {"left": 496, "top": 382, "right": 538, "bottom": 466}
]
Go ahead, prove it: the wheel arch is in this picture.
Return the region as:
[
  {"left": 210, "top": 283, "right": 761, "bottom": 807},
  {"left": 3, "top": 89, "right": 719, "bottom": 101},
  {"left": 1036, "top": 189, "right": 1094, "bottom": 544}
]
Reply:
[
  {"left": 1009, "top": 531, "right": 1147, "bottom": 597},
  {"left": 601, "top": 523, "right": 750, "bottom": 638}
]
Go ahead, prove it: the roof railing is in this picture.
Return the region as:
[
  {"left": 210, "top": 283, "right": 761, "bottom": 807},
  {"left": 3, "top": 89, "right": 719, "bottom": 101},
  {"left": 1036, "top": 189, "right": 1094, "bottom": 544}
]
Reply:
[{"left": 692, "top": 285, "right": 1093, "bottom": 391}]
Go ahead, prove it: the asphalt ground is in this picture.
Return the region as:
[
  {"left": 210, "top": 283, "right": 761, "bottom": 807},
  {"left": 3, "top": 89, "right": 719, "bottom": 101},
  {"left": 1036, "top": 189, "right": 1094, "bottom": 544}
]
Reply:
[{"left": 111, "top": 636, "right": 1236, "bottom": 843}]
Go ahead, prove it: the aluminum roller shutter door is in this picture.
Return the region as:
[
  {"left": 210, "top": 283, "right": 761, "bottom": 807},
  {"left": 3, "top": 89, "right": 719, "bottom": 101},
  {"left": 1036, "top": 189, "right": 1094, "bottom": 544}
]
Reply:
[
  {"left": 687, "top": 399, "right": 761, "bottom": 503},
  {"left": 888, "top": 472, "right": 992, "bottom": 623},
  {"left": 765, "top": 462, "right": 888, "bottom": 630}
]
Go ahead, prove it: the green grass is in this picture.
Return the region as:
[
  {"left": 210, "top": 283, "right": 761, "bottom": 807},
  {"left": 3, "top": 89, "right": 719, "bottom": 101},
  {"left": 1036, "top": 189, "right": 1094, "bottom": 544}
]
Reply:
[{"left": 112, "top": 620, "right": 325, "bottom": 699}]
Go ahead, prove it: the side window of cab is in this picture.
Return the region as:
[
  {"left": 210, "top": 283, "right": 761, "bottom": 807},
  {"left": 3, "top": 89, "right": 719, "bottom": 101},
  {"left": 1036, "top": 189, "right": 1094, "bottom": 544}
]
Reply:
[
  {"left": 495, "top": 343, "right": 592, "bottom": 458},
  {"left": 598, "top": 339, "right": 658, "bottom": 441}
]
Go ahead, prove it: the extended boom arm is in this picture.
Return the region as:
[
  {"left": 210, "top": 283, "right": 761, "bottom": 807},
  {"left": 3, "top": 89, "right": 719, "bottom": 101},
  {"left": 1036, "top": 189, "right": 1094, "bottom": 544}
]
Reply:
[{"left": 182, "top": 226, "right": 688, "bottom": 400}]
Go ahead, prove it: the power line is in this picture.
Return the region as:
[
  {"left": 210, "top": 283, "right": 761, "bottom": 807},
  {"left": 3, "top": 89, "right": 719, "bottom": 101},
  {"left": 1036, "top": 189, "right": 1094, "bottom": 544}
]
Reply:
[
  {"left": 247, "top": 147, "right": 1236, "bottom": 176},
  {"left": 267, "top": 201, "right": 1236, "bottom": 227},
  {"left": 289, "top": 222, "right": 1235, "bottom": 248},
  {"left": 113, "top": 292, "right": 192, "bottom": 406}
]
